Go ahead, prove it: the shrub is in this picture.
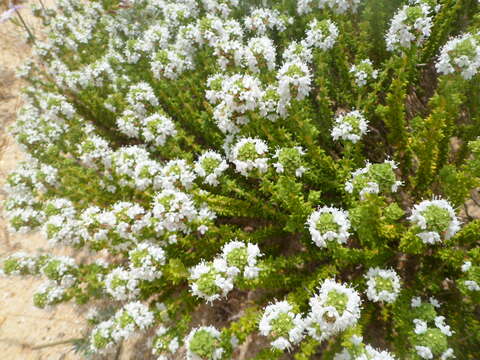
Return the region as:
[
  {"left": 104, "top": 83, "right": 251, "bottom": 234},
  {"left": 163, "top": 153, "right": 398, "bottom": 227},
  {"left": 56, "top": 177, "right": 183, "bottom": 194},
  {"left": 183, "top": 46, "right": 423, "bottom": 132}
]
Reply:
[{"left": 2, "top": 0, "right": 480, "bottom": 358}]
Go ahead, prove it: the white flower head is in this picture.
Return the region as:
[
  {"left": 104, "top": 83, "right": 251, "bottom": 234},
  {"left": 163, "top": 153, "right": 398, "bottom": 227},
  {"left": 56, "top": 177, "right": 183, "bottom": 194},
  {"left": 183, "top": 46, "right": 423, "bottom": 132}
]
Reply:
[
  {"left": 386, "top": 3, "right": 434, "bottom": 52},
  {"left": 259, "top": 300, "right": 306, "bottom": 351},
  {"left": 220, "top": 240, "right": 262, "bottom": 279},
  {"left": 273, "top": 146, "right": 307, "bottom": 177},
  {"left": 345, "top": 160, "right": 402, "bottom": 199},
  {"left": 307, "top": 206, "right": 351, "bottom": 248},
  {"left": 331, "top": 110, "right": 369, "bottom": 143},
  {"left": 111, "top": 301, "right": 155, "bottom": 342},
  {"left": 303, "top": 19, "right": 339, "bottom": 50},
  {"left": 350, "top": 59, "right": 379, "bottom": 87},
  {"left": 306, "top": 279, "right": 362, "bottom": 341},
  {"left": 277, "top": 60, "right": 312, "bottom": 102},
  {"left": 128, "top": 243, "right": 166, "bottom": 281},
  {"left": 408, "top": 198, "right": 461, "bottom": 244},
  {"left": 365, "top": 267, "right": 401, "bottom": 303},
  {"left": 186, "top": 326, "right": 225, "bottom": 360},
  {"left": 244, "top": 8, "right": 291, "bottom": 35},
  {"left": 90, "top": 320, "right": 116, "bottom": 353},
  {"left": 461, "top": 261, "right": 472, "bottom": 272},
  {"left": 283, "top": 41, "right": 313, "bottom": 64},
  {"left": 243, "top": 36, "right": 276, "bottom": 73},
  {"left": 104, "top": 267, "right": 141, "bottom": 301},
  {"left": 194, "top": 150, "right": 229, "bottom": 186},
  {"left": 231, "top": 137, "right": 269, "bottom": 176},
  {"left": 161, "top": 159, "right": 197, "bottom": 190},
  {"left": 189, "top": 259, "right": 234, "bottom": 303},
  {"left": 436, "top": 32, "right": 480, "bottom": 80}
]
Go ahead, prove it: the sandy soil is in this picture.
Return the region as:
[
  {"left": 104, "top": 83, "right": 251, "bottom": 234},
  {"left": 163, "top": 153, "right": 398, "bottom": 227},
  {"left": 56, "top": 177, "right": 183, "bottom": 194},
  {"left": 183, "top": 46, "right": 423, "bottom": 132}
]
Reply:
[{"left": 0, "top": 2, "right": 86, "bottom": 359}]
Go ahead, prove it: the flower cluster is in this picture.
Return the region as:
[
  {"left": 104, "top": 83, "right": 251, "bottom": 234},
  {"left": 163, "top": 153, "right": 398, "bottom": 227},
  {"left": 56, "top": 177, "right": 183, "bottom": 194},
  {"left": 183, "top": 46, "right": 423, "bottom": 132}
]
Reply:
[
  {"left": 364, "top": 267, "right": 401, "bottom": 303},
  {"left": 436, "top": 32, "right": 480, "bottom": 80},
  {"left": 230, "top": 137, "right": 269, "bottom": 176},
  {"left": 307, "top": 206, "right": 351, "bottom": 248},
  {"left": 349, "top": 59, "right": 379, "bottom": 87},
  {"left": 304, "top": 19, "right": 339, "bottom": 51},
  {"left": 333, "top": 335, "right": 396, "bottom": 360},
  {"left": 189, "top": 240, "right": 262, "bottom": 303},
  {"left": 297, "top": 0, "right": 363, "bottom": 15},
  {"left": 90, "top": 302, "right": 154, "bottom": 353},
  {"left": 385, "top": 2, "right": 434, "bottom": 52},
  {"left": 345, "top": 160, "right": 402, "bottom": 199},
  {"left": 410, "top": 298, "right": 455, "bottom": 360},
  {"left": 408, "top": 198, "right": 460, "bottom": 244},
  {"left": 194, "top": 150, "right": 229, "bottom": 186},
  {"left": 272, "top": 146, "right": 307, "bottom": 177},
  {"left": 185, "top": 326, "right": 226, "bottom": 360},
  {"left": 305, "top": 279, "right": 362, "bottom": 341},
  {"left": 331, "top": 110, "right": 369, "bottom": 144},
  {"left": 259, "top": 300, "right": 305, "bottom": 351}
]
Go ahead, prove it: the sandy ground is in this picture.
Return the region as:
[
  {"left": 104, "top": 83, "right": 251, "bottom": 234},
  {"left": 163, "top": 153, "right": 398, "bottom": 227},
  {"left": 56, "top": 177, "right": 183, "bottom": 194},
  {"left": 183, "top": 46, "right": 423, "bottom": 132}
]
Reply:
[{"left": 0, "top": 2, "right": 86, "bottom": 359}]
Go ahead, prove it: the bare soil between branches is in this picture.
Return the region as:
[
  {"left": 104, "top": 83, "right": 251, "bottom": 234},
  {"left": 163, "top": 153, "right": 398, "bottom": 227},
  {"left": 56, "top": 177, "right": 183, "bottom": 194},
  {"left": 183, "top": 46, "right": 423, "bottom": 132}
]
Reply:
[{"left": 0, "top": 2, "right": 86, "bottom": 358}]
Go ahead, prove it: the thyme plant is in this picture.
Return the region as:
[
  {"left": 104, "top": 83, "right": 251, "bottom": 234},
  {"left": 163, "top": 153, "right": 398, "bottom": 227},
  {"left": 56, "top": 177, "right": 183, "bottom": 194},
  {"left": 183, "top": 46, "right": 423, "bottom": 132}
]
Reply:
[{"left": 2, "top": 0, "right": 480, "bottom": 358}]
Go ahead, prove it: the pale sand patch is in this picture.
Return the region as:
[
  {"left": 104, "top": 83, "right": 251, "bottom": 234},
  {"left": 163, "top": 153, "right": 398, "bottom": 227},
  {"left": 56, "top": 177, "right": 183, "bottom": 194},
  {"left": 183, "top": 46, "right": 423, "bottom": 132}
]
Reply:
[{"left": 0, "top": 2, "right": 86, "bottom": 359}]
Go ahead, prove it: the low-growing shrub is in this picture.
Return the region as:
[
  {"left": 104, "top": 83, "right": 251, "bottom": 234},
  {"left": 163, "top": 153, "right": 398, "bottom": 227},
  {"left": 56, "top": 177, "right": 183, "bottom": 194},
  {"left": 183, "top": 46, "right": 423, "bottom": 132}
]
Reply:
[{"left": 2, "top": 0, "right": 480, "bottom": 358}]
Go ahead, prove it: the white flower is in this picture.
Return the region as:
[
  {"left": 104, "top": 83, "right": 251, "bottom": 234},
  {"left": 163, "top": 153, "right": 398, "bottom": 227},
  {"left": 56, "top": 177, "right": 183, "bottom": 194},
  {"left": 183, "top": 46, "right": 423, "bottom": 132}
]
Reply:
[
  {"left": 186, "top": 326, "right": 225, "bottom": 360},
  {"left": 111, "top": 302, "right": 155, "bottom": 342},
  {"left": 151, "top": 48, "right": 194, "bottom": 80},
  {"left": 385, "top": 3, "right": 433, "bottom": 52},
  {"left": 350, "top": 59, "right": 379, "bottom": 87},
  {"left": 142, "top": 113, "right": 177, "bottom": 147},
  {"left": 297, "top": 0, "right": 362, "bottom": 15},
  {"left": 194, "top": 151, "right": 229, "bottom": 186},
  {"left": 152, "top": 189, "right": 198, "bottom": 234},
  {"left": 429, "top": 296, "right": 441, "bottom": 308},
  {"left": 408, "top": 198, "right": 461, "bottom": 244},
  {"left": 365, "top": 268, "right": 401, "bottom": 303},
  {"left": 42, "top": 198, "right": 82, "bottom": 246},
  {"left": 277, "top": 60, "right": 312, "bottom": 102},
  {"left": 414, "top": 319, "right": 428, "bottom": 334},
  {"left": 272, "top": 146, "right": 306, "bottom": 177},
  {"left": 189, "top": 259, "right": 234, "bottom": 303},
  {"left": 415, "top": 345, "right": 433, "bottom": 359},
  {"left": 90, "top": 320, "right": 115, "bottom": 353},
  {"left": 307, "top": 206, "right": 351, "bottom": 248},
  {"left": 206, "top": 74, "right": 264, "bottom": 134},
  {"left": 436, "top": 32, "right": 480, "bottom": 80},
  {"left": 465, "top": 280, "right": 480, "bottom": 291},
  {"left": 283, "top": 41, "right": 313, "bottom": 64},
  {"left": 126, "top": 82, "right": 159, "bottom": 115},
  {"left": 435, "top": 316, "right": 453, "bottom": 336},
  {"left": 244, "top": 8, "right": 291, "bottom": 35},
  {"left": 319, "top": 0, "right": 363, "bottom": 14},
  {"left": 231, "top": 137, "right": 269, "bottom": 176},
  {"left": 104, "top": 267, "right": 141, "bottom": 301},
  {"left": 303, "top": 19, "right": 339, "bottom": 50},
  {"left": 411, "top": 296, "right": 422, "bottom": 307},
  {"left": 259, "top": 300, "right": 306, "bottom": 351},
  {"left": 306, "top": 279, "right": 362, "bottom": 341},
  {"left": 345, "top": 160, "right": 402, "bottom": 199},
  {"left": 161, "top": 159, "right": 197, "bottom": 190},
  {"left": 440, "top": 348, "right": 455, "bottom": 360},
  {"left": 461, "top": 261, "right": 472, "bottom": 272},
  {"left": 128, "top": 243, "right": 166, "bottom": 281},
  {"left": 331, "top": 110, "right": 369, "bottom": 143},
  {"left": 220, "top": 240, "right": 262, "bottom": 279},
  {"left": 243, "top": 36, "right": 276, "bottom": 73}
]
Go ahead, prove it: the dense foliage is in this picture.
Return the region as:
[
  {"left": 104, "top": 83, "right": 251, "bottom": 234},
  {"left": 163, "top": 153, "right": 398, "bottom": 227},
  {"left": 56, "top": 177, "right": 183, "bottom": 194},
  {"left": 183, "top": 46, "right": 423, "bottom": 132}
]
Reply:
[{"left": 2, "top": 0, "right": 480, "bottom": 358}]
